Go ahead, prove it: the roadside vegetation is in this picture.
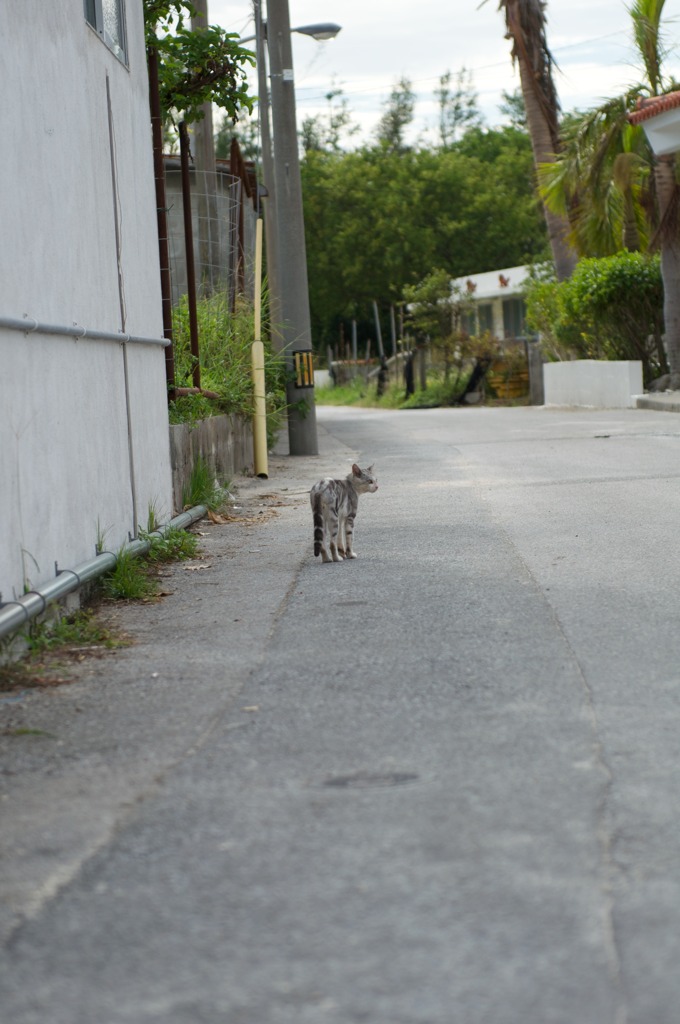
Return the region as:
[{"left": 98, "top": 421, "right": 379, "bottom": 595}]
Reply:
[
  {"left": 0, "top": 608, "right": 128, "bottom": 695},
  {"left": 169, "top": 292, "right": 287, "bottom": 446},
  {"left": 0, "top": 521, "right": 204, "bottom": 692},
  {"left": 221, "top": 0, "right": 679, "bottom": 392},
  {"left": 524, "top": 252, "right": 665, "bottom": 385},
  {"left": 316, "top": 370, "right": 530, "bottom": 411},
  {"left": 100, "top": 524, "right": 200, "bottom": 603}
]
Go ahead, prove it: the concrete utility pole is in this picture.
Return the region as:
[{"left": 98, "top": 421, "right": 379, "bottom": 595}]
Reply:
[{"left": 266, "top": 0, "right": 318, "bottom": 455}]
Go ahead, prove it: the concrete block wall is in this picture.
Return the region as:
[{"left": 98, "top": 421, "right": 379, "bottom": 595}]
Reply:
[
  {"left": 169, "top": 416, "right": 253, "bottom": 513},
  {"left": 543, "top": 360, "right": 643, "bottom": 409}
]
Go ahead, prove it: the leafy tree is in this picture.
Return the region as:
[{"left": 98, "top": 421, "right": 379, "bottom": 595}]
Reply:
[
  {"left": 301, "top": 126, "right": 548, "bottom": 351},
  {"left": 301, "top": 85, "right": 360, "bottom": 154},
  {"left": 144, "top": 0, "right": 254, "bottom": 127},
  {"left": 436, "top": 69, "right": 484, "bottom": 148},
  {"left": 629, "top": 0, "right": 680, "bottom": 386},
  {"left": 499, "top": 88, "right": 527, "bottom": 129},
  {"left": 403, "top": 270, "right": 474, "bottom": 382},
  {"left": 302, "top": 146, "right": 433, "bottom": 348},
  {"left": 375, "top": 77, "right": 416, "bottom": 153}
]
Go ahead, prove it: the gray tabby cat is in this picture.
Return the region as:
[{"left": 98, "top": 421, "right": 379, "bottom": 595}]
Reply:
[{"left": 310, "top": 464, "right": 378, "bottom": 562}]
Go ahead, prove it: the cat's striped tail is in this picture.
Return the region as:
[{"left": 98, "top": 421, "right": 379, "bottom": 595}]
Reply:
[{"left": 312, "top": 491, "right": 324, "bottom": 556}]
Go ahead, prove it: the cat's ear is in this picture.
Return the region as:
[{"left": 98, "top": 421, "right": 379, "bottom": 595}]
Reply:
[
  {"left": 366, "top": 464, "right": 374, "bottom": 473},
  {"left": 352, "top": 463, "right": 361, "bottom": 476}
]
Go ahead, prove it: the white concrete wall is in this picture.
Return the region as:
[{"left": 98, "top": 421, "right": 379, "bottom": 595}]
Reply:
[
  {"left": 0, "top": 1, "right": 172, "bottom": 601},
  {"left": 543, "top": 360, "right": 644, "bottom": 409}
]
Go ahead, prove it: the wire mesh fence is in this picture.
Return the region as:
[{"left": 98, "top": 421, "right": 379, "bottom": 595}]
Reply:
[{"left": 164, "top": 161, "right": 257, "bottom": 311}]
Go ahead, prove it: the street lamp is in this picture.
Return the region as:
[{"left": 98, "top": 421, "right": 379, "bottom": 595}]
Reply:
[
  {"left": 244, "top": 3, "right": 341, "bottom": 456},
  {"left": 239, "top": 22, "right": 341, "bottom": 45},
  {"left": 288, "top": 23, "right": 342, "bottom": 41}
]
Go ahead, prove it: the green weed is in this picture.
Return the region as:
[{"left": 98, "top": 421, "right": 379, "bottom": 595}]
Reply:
[
  {"left": 169, "top": 291, "right": 287, "bottom": 425},
  {"left": 3, "top": 728, "right": 57, "bottom": 739},
  {"left": 315, "top": 375, "right": 420, "bottom": 409},
  {"left": 145, "top": 500, "right": 164, "bottom": 534},
  {"left": 101, "top": 522, "right": 201, "bottom": 601},
  {"left": 27, "top": 610, "right": 122, "bottom": 654},
  {"left": 144, "top": 526, "right": 199, "bottom": 563},
  {"left": 101, "top": 548, "right": 159, "bottom": 602},
  {"left": 181, "top": 455, "right": 231, "bottom": 512},
  {"left": 95, "top": 519, "right": 110, "bottom": 556}
]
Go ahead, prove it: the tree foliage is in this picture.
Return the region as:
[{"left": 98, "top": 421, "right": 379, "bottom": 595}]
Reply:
[
  {"left": 144, "top": 0, "right": 254, "bottom": 126},
  {"left": 301, "top": 85, "right": 360, "bottom": 154},
  {"left": 436, "top": 69, "right": 484, "bottom": 147},
  {"left": 375, "top": 77, "right": 417, "bottom": 152},
  {"left": 539, "top": 90, "right": 654, "bottom": 257},
  {"left": 403, "top": 270, "right": 474, "bottom": 381},
  {"left": 302, "top": 126, "right": 548, "bottom": 351},
  {"left": 525, "top": 251, "right": 666, "bottom": 382},
  {"left": 532, "top": 0, "right": 680, "bottom": 383}
]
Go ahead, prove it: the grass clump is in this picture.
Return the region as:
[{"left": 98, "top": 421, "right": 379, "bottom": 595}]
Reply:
[
  {"left": 181, "top": 455, "right": 232, "bottom": 513},
  {"left": 145, "top": 526, "right": 200, "bottom": 563},
  {"left": 101, "top": 522, "right": 202, "bottom": 602},
  {"left": 26, "top": 609, "right": 122, "bottom": 654},
  {"left": 101, "top": 548, "right": 159, "bottom": 602}
]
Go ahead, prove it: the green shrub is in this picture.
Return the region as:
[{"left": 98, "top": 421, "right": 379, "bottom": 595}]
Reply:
[{"left": 525, "top": 251, "right": 667, "bottom": 384}]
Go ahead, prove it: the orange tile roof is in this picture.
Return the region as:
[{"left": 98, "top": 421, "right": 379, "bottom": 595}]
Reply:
[{"left": 628, "top": 91, "right": 680, "bottom": 124}]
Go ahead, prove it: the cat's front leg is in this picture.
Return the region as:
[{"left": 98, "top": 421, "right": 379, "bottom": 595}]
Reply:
[{"left": 336, "top": 514, "right": 347, "bottom": 558}]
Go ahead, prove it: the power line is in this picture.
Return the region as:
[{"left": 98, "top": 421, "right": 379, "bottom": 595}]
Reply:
[{"left": 292, "top": 28, "right": 635, "bottom": 107}]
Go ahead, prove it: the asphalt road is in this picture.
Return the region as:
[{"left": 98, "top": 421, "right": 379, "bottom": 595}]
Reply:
[{"left": 3, "top": 404, "right": 680, "bottom": 1023}]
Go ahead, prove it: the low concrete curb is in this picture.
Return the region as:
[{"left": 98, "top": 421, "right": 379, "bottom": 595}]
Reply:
[{"left": 636, "top": 393, "right": 680, "bottom": 413}]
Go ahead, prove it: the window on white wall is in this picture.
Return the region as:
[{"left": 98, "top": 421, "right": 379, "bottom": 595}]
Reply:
[
  {"left": 502, "top": 298, "right": 527, "bottom": 339},
  {"left": 84, "top": 0, "right": 128, "bottom": 64}
]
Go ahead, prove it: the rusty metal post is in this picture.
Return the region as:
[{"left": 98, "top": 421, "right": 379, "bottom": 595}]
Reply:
[
  {"left": 147, "top": 43, "right": 176, "bottom": 399},
  {"left": 179, "top": 121, "right": 201, "bottom": 390}
]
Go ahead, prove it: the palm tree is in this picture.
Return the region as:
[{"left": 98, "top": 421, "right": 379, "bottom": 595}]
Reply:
[
  {"left": 538, "top": 92, "right": 652, "bottom": 257},
  {"left": 492, "top": 0, "right": 577, "bottom": 280},
  {"left": 538, "top": 0, "right": 680, "bottom": 384}
]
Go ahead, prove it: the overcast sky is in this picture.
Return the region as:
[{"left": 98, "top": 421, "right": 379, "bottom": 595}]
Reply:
[{"left": 208, "top": 0, "right": 680, "bottom": 145}]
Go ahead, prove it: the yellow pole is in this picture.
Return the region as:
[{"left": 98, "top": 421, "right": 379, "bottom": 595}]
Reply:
[{"left": 251, "top": 218, "right": 269, "bottom": 478}]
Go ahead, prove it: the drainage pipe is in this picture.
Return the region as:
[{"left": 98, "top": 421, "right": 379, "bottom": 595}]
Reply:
[
  {"left": 0, "top": 505, "right": 207, "bottom": 641},
  {"left": 0, "top": 315, "right": 169, "bottom": 348}
]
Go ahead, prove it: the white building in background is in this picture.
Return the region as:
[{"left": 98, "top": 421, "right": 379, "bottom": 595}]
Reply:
[
  {"left": 452, "top": 265, "right": 532, "bottom": 341},
  {"left": 1, "top": 1, "right": 173, "bottom": 603}
]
